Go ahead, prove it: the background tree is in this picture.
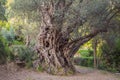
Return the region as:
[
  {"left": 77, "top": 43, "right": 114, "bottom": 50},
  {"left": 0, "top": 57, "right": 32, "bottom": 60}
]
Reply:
[
  {"left": 0, "top": 0, "right": 7, "bottom": 21},
  {"left": 99, "top": 19, "right": 120, "bottom": 72},
  {"left": 11, "top": 0, "right": 120, "bottom": 75}
]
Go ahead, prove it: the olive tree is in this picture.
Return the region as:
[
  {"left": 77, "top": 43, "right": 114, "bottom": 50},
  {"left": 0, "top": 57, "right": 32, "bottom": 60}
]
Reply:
[{"left": 11, "top": 0, "right": 120, "bottom": 75}]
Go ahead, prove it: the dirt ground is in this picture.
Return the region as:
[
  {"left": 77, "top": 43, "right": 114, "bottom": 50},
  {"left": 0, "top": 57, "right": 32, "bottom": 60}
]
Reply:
[{"left": 0, "top": 65, "right": 120, "bottom": 80}]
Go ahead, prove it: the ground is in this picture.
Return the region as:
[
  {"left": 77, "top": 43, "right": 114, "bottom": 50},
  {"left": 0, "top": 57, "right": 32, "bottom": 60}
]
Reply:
[{"left": 0, "top": 64, "right": 120, "bottom": 80}]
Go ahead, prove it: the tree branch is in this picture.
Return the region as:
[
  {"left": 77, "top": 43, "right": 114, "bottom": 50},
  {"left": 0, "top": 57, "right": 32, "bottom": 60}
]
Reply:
[
  {"left": 106, "top": 10, "right": 120, "bottom": 23},
  {"left": 66, "top": 28, "right": 107, "bottom": 48},
  {"left": 66, "top": 8, "right": 120, "bottom": 58},
  {"left": 68, "top": 38, "right": 90, "bottom": 58}
]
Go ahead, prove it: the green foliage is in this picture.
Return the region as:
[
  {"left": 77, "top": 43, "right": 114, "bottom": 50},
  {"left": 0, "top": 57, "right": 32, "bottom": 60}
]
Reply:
[
  {"left": 0, "top": 21, "right": 11, "bottom": 30},
  {"left": 115, "top": 38, "right": 120, "bottom": 51},
  {"left": 0, "top": 35, "right": 10, "bottom": 64},
  {"left": 78, "top": 49, "right": 93, "bottom": 57},
  {"left": 74, "top": 57, "right": 94, "bottom": 67},
  {"left": 10, "top": 45, "right": 36, "bottom": 68},
  {"left": 0, "top": 1, "right": 7, "bottom": 21},
  {"left": 10, "top": 0, "right": 41, "bottom": 22},
  {"left": 0, "top": 23, "right": 24, "bottom": 45},
  {"left": 1, "top": 26, "right": 15, "bottom": 43},
  {"left": 13, "top": 40, "right": 24, "bottom": 45},
  {"left": 80, "top": 57, "right": 94, "bottom": 67},
  {"left": 75, "top": 49, "right": 94, "bottom": 67},
  {"left": 0, "top": 36, "right": 7, "bottom": 64},
  {"left": 11, "top": 0, "right": 38, "bottom": 12},
  {"left": 99, "top": 38, "right": 120, "bottom": 72},
  {"left": 36, "top": 65, "right": 43, "bottom": 72},
  {"left": 78, "top": 50, "right": 89, "bottom": 57},
  {"left": 0, "top": 0, "right": 7, "bottom": 5}
]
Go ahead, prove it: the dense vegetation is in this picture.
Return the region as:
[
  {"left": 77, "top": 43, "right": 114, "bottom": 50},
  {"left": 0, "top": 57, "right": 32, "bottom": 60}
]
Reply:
[{"left": 0, "top": 0, "right": 120, "bottom": 75}]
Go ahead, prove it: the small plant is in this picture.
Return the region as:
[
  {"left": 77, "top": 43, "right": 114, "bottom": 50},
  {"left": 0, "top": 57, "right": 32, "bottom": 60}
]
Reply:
[{"left": 36, "top": 65, "right": 43, "bottom": 72}]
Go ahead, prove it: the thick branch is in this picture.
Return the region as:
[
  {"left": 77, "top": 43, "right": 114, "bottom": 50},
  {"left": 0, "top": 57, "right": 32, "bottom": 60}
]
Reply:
[
  {"left": 66, "top": 9, "right": 120, "bottom": 58},
  {"left": 106, "top": 10, "right": 120, "bottom": 23},
  {"left": 65, "top": 28, "right": 107, "bottom": 58},
  {"left": 68, "top": 38, "right": 91, "bottom": 58},
  {"left": 69, "top": 28, "right": 107, "bottom": 46}
]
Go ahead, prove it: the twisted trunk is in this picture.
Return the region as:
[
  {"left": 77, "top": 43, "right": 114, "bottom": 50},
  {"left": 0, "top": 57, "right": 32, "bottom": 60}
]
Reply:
[
  {"left": 38, "top": 28, "right": 75, "bottom": 75},
  {"left": 37, "top": 5, "right": 75, "bottom": 75}
]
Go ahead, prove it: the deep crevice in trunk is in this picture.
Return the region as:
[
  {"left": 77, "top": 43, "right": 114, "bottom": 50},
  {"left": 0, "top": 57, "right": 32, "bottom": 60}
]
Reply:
[{"left": 37, "top": 20, "right": 76, "bottom": 75}]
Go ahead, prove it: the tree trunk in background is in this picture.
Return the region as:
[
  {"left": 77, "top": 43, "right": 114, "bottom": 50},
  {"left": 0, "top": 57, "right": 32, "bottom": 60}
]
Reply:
[{"left": 93, "top": 39, "right": 97, "bottom": 68}]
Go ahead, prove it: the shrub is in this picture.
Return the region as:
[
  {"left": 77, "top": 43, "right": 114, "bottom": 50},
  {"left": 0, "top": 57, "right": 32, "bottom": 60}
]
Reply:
[
  {"left": 74, "top": 57, "right": 94, "bottom": 67},
  {"left": 1, "top": 27, "right": 15, "bottom": 43},
  {"left": 10, "top": 45, "right": 37, "bottom": 68},
  {"left": 99, "top": 38, "right": 120, "bottom": 72},
  {"left": 1, "top": 26, "right": 24, "bottom": 45},
  {"left": 0, "top": 35, "right": 10, "bottom": 64},
  {"left": 78, "top": 49, "right": 93, "bottom": 57},
  {"left": 75, "top": 49, "right": 94, "bottom": 67}
]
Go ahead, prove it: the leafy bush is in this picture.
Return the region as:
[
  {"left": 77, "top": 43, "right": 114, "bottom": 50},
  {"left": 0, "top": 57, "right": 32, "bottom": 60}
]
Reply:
[
  {"left": 1, "top": 26, "right": 24, "bottom": 45},
  {"left": 99, "top": 38, "right": 120, "bottom": 72},
  {"left": 78, "top": 49, "right": 93, "bottom": 57},
  {"left": 10, "top": 45, "right": 37, "bottom": 68},
  {"left": 1, "top": 26, "right": 15, "bottom": 43},
  {"left": 75, "top": 49, "right": 94, "bottom": 67},
  {"left": 74, "top": 57, "right": 94, "bottom": 67},
  {"left": 0, "top": 35, "right": 10, "bottom": 64}
]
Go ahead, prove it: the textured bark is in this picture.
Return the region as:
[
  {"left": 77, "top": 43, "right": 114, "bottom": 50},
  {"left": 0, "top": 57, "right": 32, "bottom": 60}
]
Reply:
[
  {"left": 36, "top": 2, "right": 75, "bottom": 75},
  {"left": 38, "top": 28, "right": 75, "bottom": 74}
]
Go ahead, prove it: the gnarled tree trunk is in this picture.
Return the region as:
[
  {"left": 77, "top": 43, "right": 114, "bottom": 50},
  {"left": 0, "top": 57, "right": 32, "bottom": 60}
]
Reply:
[
  {"left": 36, "top": 3, "right": 75, "bottom": 75},
  {"left": 36, "top": 0, "right": 108, "bottom": 75},
  {"left": 37, "top": 25, "right": 75, "bottom": 75}
]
